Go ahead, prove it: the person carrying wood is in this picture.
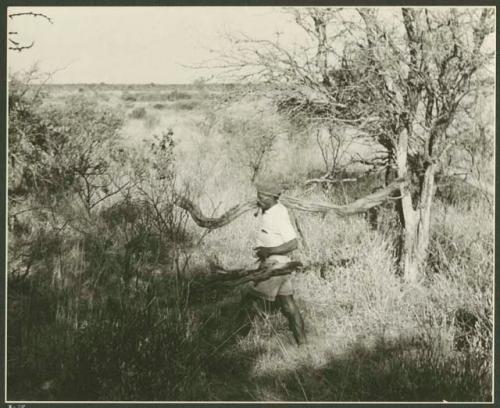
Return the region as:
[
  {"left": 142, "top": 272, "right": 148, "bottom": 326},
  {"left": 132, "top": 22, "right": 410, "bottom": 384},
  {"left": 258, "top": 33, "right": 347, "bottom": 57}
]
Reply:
[{"left": 235, "top": 179, "right": 307, "bottom": 346}]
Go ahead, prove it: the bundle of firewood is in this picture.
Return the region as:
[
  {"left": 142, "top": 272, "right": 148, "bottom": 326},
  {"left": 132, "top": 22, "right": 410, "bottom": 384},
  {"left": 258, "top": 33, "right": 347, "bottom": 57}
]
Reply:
[{"left": 208, "top": 260, "right": 304, "bottom": 287}]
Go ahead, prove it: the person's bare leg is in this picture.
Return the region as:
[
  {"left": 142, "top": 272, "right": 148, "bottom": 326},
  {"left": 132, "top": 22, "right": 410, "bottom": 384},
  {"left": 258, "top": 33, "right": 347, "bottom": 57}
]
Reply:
[{"left": 278, "top": 294, "right": 307, "bottom": 345}]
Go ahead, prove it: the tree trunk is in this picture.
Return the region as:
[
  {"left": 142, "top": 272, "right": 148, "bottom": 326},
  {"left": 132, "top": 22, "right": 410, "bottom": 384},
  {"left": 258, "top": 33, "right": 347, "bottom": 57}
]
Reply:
[
  {"left": 396, "top": 126, "right": 437, "bottom": 282},
  {"left": 396, "top": 130, "right": 437, "bottom": 282},
  {"left": 312, "top": 14, "right": 330, "bottom": 87},
  {"left": 400, "top": 167, "right": 436, "bottom": 283}
]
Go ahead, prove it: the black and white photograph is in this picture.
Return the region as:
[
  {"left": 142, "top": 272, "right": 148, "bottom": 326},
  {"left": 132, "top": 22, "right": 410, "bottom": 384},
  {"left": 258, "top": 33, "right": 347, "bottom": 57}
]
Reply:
[{"left": 5, "top": 4, "right": 495, "bottom": 403}]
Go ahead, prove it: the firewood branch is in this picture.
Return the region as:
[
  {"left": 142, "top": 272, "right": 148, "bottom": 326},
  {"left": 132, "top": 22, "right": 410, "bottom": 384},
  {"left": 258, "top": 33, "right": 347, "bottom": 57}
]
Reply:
[{"left": 209, "top": 261, "right": 304, "bottom": 287}]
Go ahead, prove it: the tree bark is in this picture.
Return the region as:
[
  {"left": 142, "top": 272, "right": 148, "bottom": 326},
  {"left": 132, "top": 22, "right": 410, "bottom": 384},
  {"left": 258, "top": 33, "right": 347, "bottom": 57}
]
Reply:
[
  {"left": 396, "top": 127, "right": 438, "bottom": 282},
  {"left": 399, "top": 165, "right": 437, "bottom": 283}
]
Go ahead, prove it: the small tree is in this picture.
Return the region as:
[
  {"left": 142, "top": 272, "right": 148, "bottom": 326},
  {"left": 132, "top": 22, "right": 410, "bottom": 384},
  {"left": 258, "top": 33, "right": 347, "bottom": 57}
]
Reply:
[
  {"left": 315, "top": 126, "right": 359, "bottom": 179},
  {"left": 220, "top": 114, "right": 280, "bottom": 182}
]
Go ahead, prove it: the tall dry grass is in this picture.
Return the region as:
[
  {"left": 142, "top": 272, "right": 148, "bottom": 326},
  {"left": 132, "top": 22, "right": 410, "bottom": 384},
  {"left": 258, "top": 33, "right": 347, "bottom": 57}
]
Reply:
[{"left": 7, "top": 84, "right": 493, "bottom": 402}]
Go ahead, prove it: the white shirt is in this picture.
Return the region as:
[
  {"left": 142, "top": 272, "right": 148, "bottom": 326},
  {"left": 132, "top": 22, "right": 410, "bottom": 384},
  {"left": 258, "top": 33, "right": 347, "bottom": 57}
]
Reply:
[{"left": 256, "top": 202, "right": 297, "bottom": 263}]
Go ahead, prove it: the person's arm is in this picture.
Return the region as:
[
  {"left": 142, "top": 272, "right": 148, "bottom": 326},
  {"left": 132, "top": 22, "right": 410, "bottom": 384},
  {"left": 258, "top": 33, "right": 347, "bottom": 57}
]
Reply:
[{"left": 253, "top": 238, "right": 298, "bottom": 260}]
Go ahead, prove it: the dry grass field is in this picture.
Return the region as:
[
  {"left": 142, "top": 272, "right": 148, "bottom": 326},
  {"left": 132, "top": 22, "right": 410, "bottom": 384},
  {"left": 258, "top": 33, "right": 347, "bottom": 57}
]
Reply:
[{"left": 7, "top": 82, "right": 493, "bottom": 402}]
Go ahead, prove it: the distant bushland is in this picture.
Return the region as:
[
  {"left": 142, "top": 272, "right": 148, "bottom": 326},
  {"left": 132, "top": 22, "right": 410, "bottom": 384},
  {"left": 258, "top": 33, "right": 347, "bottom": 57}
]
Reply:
[{"left": 121, "top": 90, "right": 193, "bottom": 102}]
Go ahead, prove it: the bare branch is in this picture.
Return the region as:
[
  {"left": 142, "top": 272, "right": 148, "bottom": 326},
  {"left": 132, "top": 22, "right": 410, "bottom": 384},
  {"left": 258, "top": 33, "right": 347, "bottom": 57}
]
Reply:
[
  {"left": 9, "top": 41, "right": 34, "bottom": 52},
  {"left": 305, "top": 177, "right": 357, "bottom": 186},
  {"left": 176, "top": 197, "right": 258, "bottom": 229},
  {"left": 177, "top": 178, "right": 408, "bottom": 229},
  {"left": 8, "top": 11, "right": 53, "bottom": 24},
  {"left": 209, "top": 261, "right": 304, "bottom": 287}
]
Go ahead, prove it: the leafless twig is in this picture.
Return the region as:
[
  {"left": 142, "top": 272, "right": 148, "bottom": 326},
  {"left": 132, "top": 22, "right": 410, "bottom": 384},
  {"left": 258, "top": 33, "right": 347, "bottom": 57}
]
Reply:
[{"left": 9, "top": 11, "right": 53, "bottom": 23}]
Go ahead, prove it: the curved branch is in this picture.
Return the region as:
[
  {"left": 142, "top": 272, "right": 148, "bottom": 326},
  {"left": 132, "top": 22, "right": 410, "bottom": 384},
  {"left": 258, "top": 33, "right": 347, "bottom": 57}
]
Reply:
[
  {"left": 177, "top": 178, "right": 407, "bottom": 229},
  {"left": 175, "top": 196, "right": 258, "bottom": 229},
  {"left": 9, "top": 41, "right": 34, "bottom": 52},
  {"left": 280, "top": 178, "right": 407, "bottom": 216},
  {"left": 9, "top": 12, "right": 53, "bottom": 24}
]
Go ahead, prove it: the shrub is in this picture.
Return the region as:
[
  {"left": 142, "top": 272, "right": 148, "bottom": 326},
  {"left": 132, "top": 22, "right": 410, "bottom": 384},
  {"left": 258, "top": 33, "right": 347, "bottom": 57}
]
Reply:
[
  {"left": 7, "top": 86, "right": 201, "bottom": 398},
  {"left": 168, "top": 90, "right": 192, "bottom": 100},
  {"left": 121, "top": 92, "right": 137, "bottom": 102},
  {"left": 9, "top": 79, "right": 124, "bottom": 207},
  {"left": 129, "top": 106, "right": 147, "bottom": 119},
  {"left": 435, "top": 177, "right": 488, "bottom": 210},
  {"left": 171, "top": 100, "right": 199, "bottom": 111},
  {"left": 144, "top": 113, "right": 160, "bottom": 129},
  {"left": 121, "top": 91, "right": 193, "bottom": 103},
  {"left": 219, "top": 114, "right": 281, "bottom": 182},
  {"left": 428, "top": 203, "right": 493, "bottom": 288}
]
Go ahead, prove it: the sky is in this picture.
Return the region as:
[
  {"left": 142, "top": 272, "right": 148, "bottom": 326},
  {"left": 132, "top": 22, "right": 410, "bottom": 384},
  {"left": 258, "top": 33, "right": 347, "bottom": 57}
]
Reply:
[
  {"left": 7, "top": 6, "right": 496, "bottom": 84},
  {"left": 7, "top": 7, "right": 302, "bottom": 84}
]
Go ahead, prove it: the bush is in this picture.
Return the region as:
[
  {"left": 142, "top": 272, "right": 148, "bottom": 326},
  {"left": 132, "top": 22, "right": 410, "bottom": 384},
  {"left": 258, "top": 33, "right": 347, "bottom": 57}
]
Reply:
[
  {"left": 129, "top": 106, "right": 147, "bottom": 119},
  {"left": 168, "top": 90, "right": 192, "bottom": 100},
  {"left": 428, "top": 203, "right": 493, "bottom": 289},
  {"left": 9, "top": 78, "right": 124, "bottom": 206},
  {"left": 171, "top": 100, "right": 199, "bottom": 111},
  {"left": 121, "top": 90, "right": 193, "bottom": 103},
  {"left": 7, "top": 85, "right": 201, "bottom": 398},
  {"left": 144, "top": 113, "right": 160, "bottom": 129},
  {"left": 435, "top": 177, "right": 489, "bottom": 210},
  {"left": 122, "top": 92, "right": 137, "bottom": 102},
  {"left": 219, "top": 114, "right": 281, "bottom": 182}
]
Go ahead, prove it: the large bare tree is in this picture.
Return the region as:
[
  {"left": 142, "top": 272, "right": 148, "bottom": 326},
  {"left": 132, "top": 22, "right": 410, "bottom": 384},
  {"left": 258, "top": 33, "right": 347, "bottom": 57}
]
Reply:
[{"left": 209, "top": 7, "right": 494, "bottom": 282}]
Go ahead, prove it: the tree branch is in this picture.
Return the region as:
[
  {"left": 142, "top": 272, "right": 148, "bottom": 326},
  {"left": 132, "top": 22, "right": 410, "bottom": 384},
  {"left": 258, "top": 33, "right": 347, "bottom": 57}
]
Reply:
[
  {"left": 8, "top": 11, "right": 53, "bottom": 24},
  {"left": 175, "top": 197, "right": 258, "bottom": 229},
  {"left": 9, "top": 41, "right": 34, "bottom": 52},
  {"left": 209, "top": 261, "right": 304, "bottom": 287},
  {"left": 177, "top": 178, "right": 408, "bottom": 229},
  {"left": 305, "top": 177, "right": 357, "bottom": 186}
]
